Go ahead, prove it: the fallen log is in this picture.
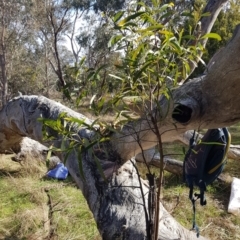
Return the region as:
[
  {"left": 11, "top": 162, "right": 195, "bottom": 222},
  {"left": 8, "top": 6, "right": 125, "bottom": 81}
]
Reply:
[
  {"left": 1, "top": 0, "right": 239, "bottom": 238},
  {"left": 0, "top": 95, "right": 207, "bottom": 239}
]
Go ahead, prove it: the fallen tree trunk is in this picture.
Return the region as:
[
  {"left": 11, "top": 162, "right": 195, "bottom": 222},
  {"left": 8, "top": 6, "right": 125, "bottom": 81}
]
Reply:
[
  {"left": 135, "top": 148, "right": 183, "bottom": 175},
  {"left": 135, "top": 149, "right": 233, "bottom": 184},
  {"left": 0, "top": 95, "right": 207, "bottom": 240},
  {"left": 2, "top": 24, "right": 240, "bottom": 240},
  {"left": 1, "top": 0, "right": 238, "bottom": 239},
  {"left": 111, "top": 23, "right": 240, "bottom": 162}
]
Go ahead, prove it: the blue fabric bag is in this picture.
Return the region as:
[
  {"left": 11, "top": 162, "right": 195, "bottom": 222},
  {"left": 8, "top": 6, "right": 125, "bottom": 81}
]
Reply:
[{"left": 47, "top": 163, "right": 68, "bottom": 180}]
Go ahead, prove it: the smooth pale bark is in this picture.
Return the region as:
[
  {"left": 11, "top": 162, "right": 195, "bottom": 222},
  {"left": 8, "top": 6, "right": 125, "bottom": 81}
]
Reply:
[
  {"left": 111, "top": 23, "right": 240, "bottom": 163},
  {"left": 183, "top": 0, "right": 229, "bottom": 79},
  {"left": 2, "top": 24, "right": 240, "bottom": 238},
  {"left": 0, "top": 95, "right": 207, "bottom": 240},
  {"left": 0, "top": 0, "right": 236, "bottom": 239}
]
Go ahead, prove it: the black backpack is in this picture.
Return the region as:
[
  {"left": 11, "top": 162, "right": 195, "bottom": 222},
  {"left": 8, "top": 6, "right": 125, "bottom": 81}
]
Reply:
[{"left": 183, "top": 128, "right": 231, "bottom": 237}]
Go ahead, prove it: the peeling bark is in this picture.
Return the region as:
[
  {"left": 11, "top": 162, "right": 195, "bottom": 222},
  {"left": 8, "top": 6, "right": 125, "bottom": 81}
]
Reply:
[
  {"left": 0, "top": 23, "right": 239, "bottom": 239},
  {"left": 0, "top": 95, "right": 207, "bottom": 239},
  {"left": 1, "top": 1, "right": 239, "bottom": 239},
  {"left": 112, "top": 23, "right": 240, "bottom": 163},
  {"left": 0, "top": 23, "right": 240, "bottom": 240}
]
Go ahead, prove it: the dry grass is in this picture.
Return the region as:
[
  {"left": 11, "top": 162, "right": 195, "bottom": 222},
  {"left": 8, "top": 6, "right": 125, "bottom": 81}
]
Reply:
[
  {"left": 0, "top": 154, "right": 100, "bottom": 240},
  {"left": 160, "top": 124, "right": 240, "bottom": 240},
  {"left": 1, "top": 122, "right": 240, "bottom": 239},
  {"left": 161, "top": 172, "right": 240, "bottom": 240},
  {"left": 136, "top": 124, "right": 240, "bottom": 240}
]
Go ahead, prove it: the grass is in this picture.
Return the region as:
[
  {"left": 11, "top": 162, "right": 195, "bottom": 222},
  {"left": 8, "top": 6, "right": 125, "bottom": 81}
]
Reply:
[
  {"left": 160, "top": 124, "right": 240, "bottom": 240},
  {"left": 136, "top": 124, "right": 240, "bottom": 240},
  {"left": 1, "top": 123, "right": 240, "bottom": 239},
  {"left": 0, "top": 154, "right": 100, "bottom": 240}
]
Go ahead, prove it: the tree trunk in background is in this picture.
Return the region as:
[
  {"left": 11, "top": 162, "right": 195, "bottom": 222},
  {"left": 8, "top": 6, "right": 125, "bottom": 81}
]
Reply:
[
  {"left": 0, "top": 53, "right": 8, "bottom": 106},
  {"left": 0, "top": 0, "right": 8, "bottom": 106}
]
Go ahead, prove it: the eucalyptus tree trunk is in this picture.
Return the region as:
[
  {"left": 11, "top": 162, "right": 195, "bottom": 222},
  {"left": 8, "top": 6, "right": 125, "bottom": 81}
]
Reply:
[
  {"left": 1, "top": 0, "right": 240, "bottom": 239},
  {"left": 0, "top": 95, "right": 207, "bottom": 240},
  {"left": 0, "top": 0, "right": 8, "bottom": 106},
  {"left": 111, "top": 23, "right": 240, "bottom": 163}
]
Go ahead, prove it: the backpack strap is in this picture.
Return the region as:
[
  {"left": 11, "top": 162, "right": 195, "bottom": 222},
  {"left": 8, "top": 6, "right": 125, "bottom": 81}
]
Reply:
[
  {"left": 194, "top": 129, "right": 224, "bottom": 205},
  {"left": 183, "top": 130, "right": 196, "bottom": 183},
  {"left": 189, "top": 182, "right": 200, "bottom": 237},
  {"left": 184, "top": 131, "right": 200, "bottom": 236},
  {"left": 185, "top": 129, "right": 225, "bottom": 237}
]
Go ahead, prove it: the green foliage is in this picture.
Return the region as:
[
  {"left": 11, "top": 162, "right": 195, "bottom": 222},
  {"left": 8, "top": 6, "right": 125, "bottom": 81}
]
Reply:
[
  {"left": 63, "top": 57, "right": 88, "bottom": 99},
  {"left": 192, "top": 0, "right": 240, "bottom": 76},
  {"left": 107, "top": 0, "right": 207, "bottom": 116},
  {"left": 39, "top": 2, "right": 235, "bottom": 238},
  {"left": 67, "top": 0, "right": 125, "bottom": 12},
  {"left": 63, "top": 0, "right": 218, "bottom": 111},
  {"left": 45, "top": 0, "right": 222, "bottom": 180},
  {"left": 39, "top": 113, "right": 110, "bottom": 180},
  {"left": 208, "top": 0, "right": 240, "bottom": 55},
  {"left": 0, "top": 155, "right": 99, "bottom": 239}
]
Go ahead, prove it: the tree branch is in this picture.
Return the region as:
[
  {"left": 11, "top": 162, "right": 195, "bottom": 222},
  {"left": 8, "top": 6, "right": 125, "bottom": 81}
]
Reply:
[
  {"left": 0, "top": 95, "right": 207, "bottom": 239},
  {"left": 184, "top": 0, "right": 229, "bottom": 79},
  {"left": 111, "top": 23, "right": 240, "bottom": 162}
]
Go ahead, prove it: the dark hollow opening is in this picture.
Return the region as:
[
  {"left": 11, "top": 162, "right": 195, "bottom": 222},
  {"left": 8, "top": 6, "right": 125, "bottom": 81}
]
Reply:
[{"left": 172, "top": 104, "right": 192, "bottom": 123}]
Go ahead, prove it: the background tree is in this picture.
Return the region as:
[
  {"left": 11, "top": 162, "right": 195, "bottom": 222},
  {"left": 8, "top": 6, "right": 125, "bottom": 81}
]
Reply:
[
  {"left": 44, "top": 0, "right": 72, "bottom": 93},
  {"left": 0, "top": 0, "right": 35, "bottom": 106},
  {"left": 188, "top": 0, "right": 240, "bottom": 76},
  {"left": 0, "top": 0, "right": 73, "bottom": 104}
]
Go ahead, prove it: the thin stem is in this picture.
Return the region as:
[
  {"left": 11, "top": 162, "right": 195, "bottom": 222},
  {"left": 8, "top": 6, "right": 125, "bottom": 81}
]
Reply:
[
  {"left": 131, "top": 159, "right": 151, "bottom": 239},
  {"left": 150, "top": 115, "right": 164, "bottom": 240}
]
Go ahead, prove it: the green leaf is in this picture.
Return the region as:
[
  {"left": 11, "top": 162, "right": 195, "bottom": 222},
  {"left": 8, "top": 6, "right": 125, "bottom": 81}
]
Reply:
[
  {"left": 118, "top": 11, "right": 145, "bottom": 27},
  {"left": 87, "top": 71, "right": 95, "bottom": 80},
  {"left": 133, "top": 61, "right": 152, "bottom": 80},
  {"left": 201, "top": 12, "right": 211, "bottom": 17},
  {"left": 181, "top": 12, "right": 194, "bottom": 18},
  {"left": 159, "top": 30, "right": 174, "bottom": 37},
  {"left": 121, "top": 22, "right": 138, "bottom": 28},
  {"left": 108, "top": 35, "right": 123, "bottom": 48},
  {"left": 136, "top": 24, "right": 163, "bottom": 32},
  {"left": 169, "top": 41, "right": 181, "bottom": 53},
  {"left": 93, "top": 155, "right": 106, "bottom": 182},
  {"left": 113, "top": 11, "right": 125, "bottom": 22},
  {"left": 201, "top": 33, "right": 222, "bottom": 41},
  {"left": 79, "top": 57, "right": 86, "bottom": 67},
  {"left": 132, "top": 44, "right": 144, "bottom": 62},
  {"left": 77, "top": 148, "right": 85, "bottom": 180},
  {"left": 84, "top": 139, "right": 98, "bottom": 151},
  {"left": 182, "top": 35, "right": 196, "bottom": 40},
  {"left": 159, "top": 3, "right": 174, "bottom": 12}
]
